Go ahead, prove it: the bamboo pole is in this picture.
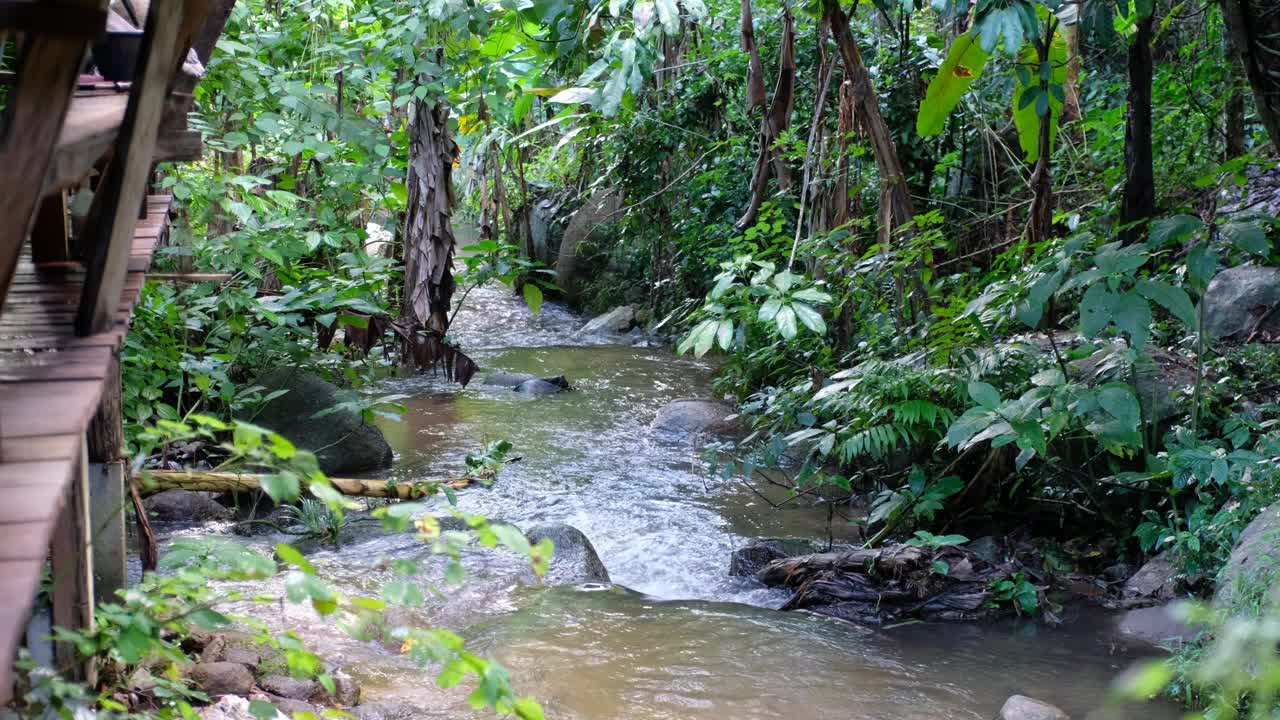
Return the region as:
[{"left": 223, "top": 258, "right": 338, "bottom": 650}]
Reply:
[{"left": 140, "top": 470, "right": 487, "bottom": 499}]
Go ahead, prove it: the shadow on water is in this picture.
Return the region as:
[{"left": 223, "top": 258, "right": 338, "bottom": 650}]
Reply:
[{"left": 195, "top": 277, "right": 1180, "bottom": 719}]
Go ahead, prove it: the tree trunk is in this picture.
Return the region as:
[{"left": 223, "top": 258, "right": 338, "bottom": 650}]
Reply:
[
  {"left": 822, "top": 0, "right": 914, "bottom": 240},
  {"left": 1221, "top": 0, "right": 1280, "bottom": 154},
  {"left": 1121, "top": 15, "right": 1155, "bottom": 244},
  {"left": 1027, "top": 25, "right": 1059, "bottom": 247},
  {"left": 402, "top": 75, "right": 458, "bottom": 336},
  {"left": 1225, "top": 35, "right": 1247, "bottom": 160},
  {"left": 141, "top": 470, "right": 489, "bottom": 498}
]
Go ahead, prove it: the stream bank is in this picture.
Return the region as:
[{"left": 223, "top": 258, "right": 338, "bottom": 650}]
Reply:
[{"left": 157, "top": 281, "right": 1181, "bottom": 719}]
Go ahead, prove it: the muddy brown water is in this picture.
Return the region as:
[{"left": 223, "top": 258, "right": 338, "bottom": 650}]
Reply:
[{"left": 190, "top": 279, "right": 1180, "bottom": 719}]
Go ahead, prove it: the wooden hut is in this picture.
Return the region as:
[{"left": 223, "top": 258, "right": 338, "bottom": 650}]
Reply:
[{"left": 0, "top": 0, "right": 232, "bottom": 699}]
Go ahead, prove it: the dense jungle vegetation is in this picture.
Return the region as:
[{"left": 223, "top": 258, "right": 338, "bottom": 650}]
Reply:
[{"left": 19, "top": 0, "right": 1280, "bottom": 716}]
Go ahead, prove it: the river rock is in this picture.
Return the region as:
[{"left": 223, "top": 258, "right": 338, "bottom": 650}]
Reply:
[
  {"left": 575, "top": 306, "right": 635, "bottom": 336},
  {"left": 145, "top": 490, "right": 231, "bottom": 521},
  {"left": 329, "top": 670, "right": 361, "bottom": 706},
  {"left": 253, "top": 694, "right": 317, "bottom": 717},
  {"left": 352, "top": 702, "right": 423, "bottom": 720},
  {"left": 182, "top": 662, "right": 255, "bottom": 696},
  {"left": 1116, "top": 603, "right": 1198, "bottom": 647},
  {"left": 514, "top": 376, "right": 570, "bottom": 394},
  {"left": 652, "top": 399, "right": 741, "bottom": 438},
  {"left": 730, "top": 538, "right": 822, "bottom": 577},
  {"left": 200, "top": 695, "right": 286, "bottom": 720},
  {"left": 1123, "top": 552, "right": 1179, "bottom": 602},
  {"left": 525, "top": 523, "right": 610, "bottom": 584},
  {"left": 242, "top": 368, "right": 393, "bottom": 475},
  {"left": 998, "top": 695, "right": 1069, "bottom": 720},
  {"left": 1215, "top": 502, "right": 1280, "bottom": 612},
  {"left": 259, "top": 675, "right": 319, "bottom": 701},
  {"left": 1203, "top": 265, "right": 1280, "bottom": 342},
  {"left": 557, "top": 188, "right": 622, "bottom": 302},
  {"left": 483, "top": 372, "right": 536, "bottom": 388}
]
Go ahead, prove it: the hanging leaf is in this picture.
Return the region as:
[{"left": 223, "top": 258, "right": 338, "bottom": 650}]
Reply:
[
  {"left": 917, "top": 34, "right": 991, "bottom": 137},
  {"left": 775, "top": 304, "right": 798, "bottom": 339},
  {"left": 522, "top": 283, "right": 544, "bottom": 314},
  {"left": 548, "top": 87, "right": 597, "bottom": 105},
  {"left": 1147, "top": 214, "right": 1204, "bottom": 248},
  {"left": 1079, "top": 283, "right": 1113, "bottom": 337},
  {"left": 655, "top": 0, "right": 680, "bottom": 34},
  {"left": 972, "top": 0, "right": 1038, "bottom": 54},
  {"left": 1011, "top": 36, "right": 1067, "bottom": 162},
  {"left": 1135, "top": 279, "right": 1196, "bottom": 327},
  {"left": 1222, "top": 219, "right": 1270, "bottom": 256},
  {"left": 1114, "top": 291, "right": 1152, "bottom": 348}
]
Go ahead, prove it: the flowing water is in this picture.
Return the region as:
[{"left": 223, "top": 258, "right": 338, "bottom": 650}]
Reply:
[{"left": 197, "top": 277, "right": 1181, "bottom": 720}]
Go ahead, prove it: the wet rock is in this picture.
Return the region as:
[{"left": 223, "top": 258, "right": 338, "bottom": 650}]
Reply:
[
  {"left": 1116, "top": 603, "right": 1199, "bottom": 647},
  {"left": 556, "top": 187, "right": 622, "bottom": 302},
  {"left": 730, "top": 538, "right": 823, "bottom": 577},
  {"left": 241, "top": 368, "right": 392, "bottom": 475},
  {"left": 1215, "top": 502, "right": 1280, "bottom": 612},
  {"left": 1072, "top": 343, "right": 1195, "bottom": 423},
  {"left": 259, "top": 675, "right": 319, "bottom": 701},
  {"left": 482, "top": 372, "right": 536, "bottom": 388},
  {"left": 144, "top": 490, "right": 231, "bottom": 522},
  {"left": 652, "top": 399, "right": 741, "bottom": 438},
  {"left": 514, "top": 376, "right": 570, "bottom": 395},
  {"left": 182, "top": 662, "right": 254, "bottom": 696},
  {"left": 1102, "top": 563, "right": 1132, "bottom": 583},
  {"left": 525, "top": 523, "right": 610, "bottom": 584},
  {"left": 575, "top": 306, "right": 635, "bottom": 336},
  {"left": 200, "top": 695, "right": 285, "bottom": 720},
  {"left": 1203, "top": 265, "right": 1280, "bottom": 342},
  {"left": 220, "top": 647, "right": 263, "bottom": 670},
  {"left": 352, "top": 702, "right": 423, "bottom": 720},
  {"left": 1123, "top": 552, "right": 1179, "bottom": 602},
  {"left": 253, "top": 694, "right": 317, "bottom": 717},
  {"left": 966, "top": 536, "right": 1003, "bottom": 565},
  {"left": 329, "top": 670, "right": 361, "bottom": 706},
  {"left": 998, "top": 695, "right": 1069, "bottom": 720}
]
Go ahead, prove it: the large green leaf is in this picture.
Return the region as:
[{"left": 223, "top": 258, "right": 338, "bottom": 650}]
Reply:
[
  {"left": 917, "top": 34, "right": 990, "bottom": 137},
  {"left": 1011, "top": 36, "right": 1067, "bottom": 162},
  {"left": 1114, "top": 291, "right": 1152, "bottom": 348},
  {"left": 1135, "top": 279, "right": 1196, "bottom": 327}
]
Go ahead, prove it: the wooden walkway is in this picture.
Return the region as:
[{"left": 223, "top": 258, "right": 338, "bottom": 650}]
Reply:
[{"left": 0, "top": 194, "right": 171, "bottom": 691}]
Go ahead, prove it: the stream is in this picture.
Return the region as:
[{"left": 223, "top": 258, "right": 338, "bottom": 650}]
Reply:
[{"left": 187, "top": 279, "right": 1179, "bottom": 720}]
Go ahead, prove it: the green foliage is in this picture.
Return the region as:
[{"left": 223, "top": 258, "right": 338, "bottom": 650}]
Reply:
[{"left": 988, "top": 571, "right": 1040, "bottom": 615}]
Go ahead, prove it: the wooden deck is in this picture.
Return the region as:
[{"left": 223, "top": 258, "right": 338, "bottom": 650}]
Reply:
[{"left": 0, "top": 194, "right": 171, "bottom": 693}]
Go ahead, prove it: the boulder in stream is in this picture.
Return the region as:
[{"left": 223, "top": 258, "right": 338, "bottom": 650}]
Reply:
[
  {"left": 525, "top": 523, "right": 611, "bottom": 584},
  {"left": 998, "top": 695, "right": 1069, "bottom": 720},
  {"left": 556, "top": 188, "right": 622, "bottom": 302},
  {"left": 1116, "top": 603, "right": 1199, "bottom": 648},
  {"left": 575, "top": 306, "right": 635, "bottom": 337},
  {"left": 730, "top": 538, "right": 824, "bottom": 577},
  {"left": 182, "top": 661, "right": 255, "bottom": 696},
  {"left": 482, "top": 372, "right": 536, "bottom": 388},
  {"left": 259, "top": 675, "right": 319, "bottom": 701},
  {"left": 241, "top": 368, "right": 393, "bottom": 475},
  {"left": 652, "top": 399, "right": 742, "bottom": 438},
  {"left": 145, "top": 490, "right": 231, "bottom": 522},
  {"left": 514, "top": 375, "right": 570, "bottom": 395},
  {"left": 1122, "top": 552, "right": 1180, "bottom": 603}
]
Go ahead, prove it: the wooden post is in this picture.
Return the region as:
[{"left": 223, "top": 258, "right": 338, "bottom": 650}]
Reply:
[
  {"left": 86, "top": 355, "right": 134, "bottom": 599},
  {"left": 50, "top": 439, "right": 96, "bottom": 684},
  {"left": 88, "top": 461, "right": 126, "bottom": 604},
  {"left": 30, "top": 192, "right": 72, "bottom": 264},
  {"left": 76, "top": 0, "right": 186, "bottom": 335}
]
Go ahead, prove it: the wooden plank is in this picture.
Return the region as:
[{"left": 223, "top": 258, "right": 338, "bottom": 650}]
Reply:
[
  {"left": 76, "top": 1, "right": 186, "bottom": 335},
  {"left": 0, "top": 484, "right": 67, "bottom": 524},
  {"left": 0, "top": 380, "right": 104, "bottom": 438},
  {"left": 0, "top": 522, "right": 60, "bottom": 561},
  {"left": 0, "top": 434, "right": 80, "bottom": 463},
  {"left": 0, "top": 460, "right": 77, "bottom": 488},
  {"left": 0, "top": 1, "right": 109, "bottom": 316}
]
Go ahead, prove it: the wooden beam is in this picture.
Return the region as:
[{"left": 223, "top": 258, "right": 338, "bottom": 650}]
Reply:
[
  {"left": 0, "top": 1, "right": 108, "bottom": 315},
  {"left": 50, "top": 439, "right": 96, "bottom": 684},
  {"left": 141, "top": 470, "right": 490, "bottom": 498},
  {"left": 30, "top": 192, "right": 72, "bottom": 264},
  {"left": 42, "top": 93, "right": 128, "bottom": 196},
  {"left": 76, "top": 0, "right": 185, "bottom": 335},
  {"left": 146, "top": 272, "right": 231, "bottom": 283}
]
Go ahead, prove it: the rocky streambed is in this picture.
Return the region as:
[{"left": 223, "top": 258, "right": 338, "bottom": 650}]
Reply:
[{"left": 149, "top": 282, "right": 1185, "bottom": 720}]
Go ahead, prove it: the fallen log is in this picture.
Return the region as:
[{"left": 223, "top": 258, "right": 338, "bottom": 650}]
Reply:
[
  {"left": 139, "top": 470, "right": 490, "bottom": 499},
  {"left": 759, "top": 544, "right": 1017, "bottom": 624}
]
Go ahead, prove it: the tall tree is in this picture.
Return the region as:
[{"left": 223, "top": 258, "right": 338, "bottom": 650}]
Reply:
[
  {"left": 1120, "top": 10, "right": 1155, "bottom": 244},
  {"left": 1221, "top": 0, "right": 1280, "bottom": 154},
  {"left": 822, "top": 0, "right": 916, "bottom": 244}
]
